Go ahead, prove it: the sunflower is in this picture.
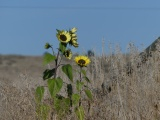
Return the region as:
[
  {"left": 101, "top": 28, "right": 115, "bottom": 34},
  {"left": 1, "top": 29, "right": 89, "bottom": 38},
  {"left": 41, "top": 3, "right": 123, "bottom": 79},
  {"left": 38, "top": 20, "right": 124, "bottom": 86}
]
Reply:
[
  {"left": 64, "top": 49, "right": 72, "bottom": 59},
  {"left": 56, "top": 30, "right": 71, "bottom": 43},
  {"left": 74, "top": 55, "right": 91, "bottom": 67}
]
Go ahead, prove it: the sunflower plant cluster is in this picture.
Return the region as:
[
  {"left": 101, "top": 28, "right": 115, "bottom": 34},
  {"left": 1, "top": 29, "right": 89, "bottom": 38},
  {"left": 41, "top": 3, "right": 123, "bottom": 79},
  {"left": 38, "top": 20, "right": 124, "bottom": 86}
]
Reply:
[{"left": 35, "top": 27, "right": 92, "bottom": 120}]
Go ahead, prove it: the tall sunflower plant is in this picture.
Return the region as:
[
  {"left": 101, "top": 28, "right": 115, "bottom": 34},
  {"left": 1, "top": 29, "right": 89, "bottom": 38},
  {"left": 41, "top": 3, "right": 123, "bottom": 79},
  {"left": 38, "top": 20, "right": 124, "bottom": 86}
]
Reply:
[{"left": 35, "top": 27, "right": 93, "bottom": 120}]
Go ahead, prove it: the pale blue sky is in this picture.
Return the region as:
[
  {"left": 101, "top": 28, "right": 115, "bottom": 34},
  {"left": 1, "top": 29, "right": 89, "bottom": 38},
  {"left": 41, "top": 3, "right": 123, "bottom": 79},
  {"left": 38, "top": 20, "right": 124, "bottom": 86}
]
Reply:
[{"left": 1, "top": 0, "right": 160, "bottom": 55}]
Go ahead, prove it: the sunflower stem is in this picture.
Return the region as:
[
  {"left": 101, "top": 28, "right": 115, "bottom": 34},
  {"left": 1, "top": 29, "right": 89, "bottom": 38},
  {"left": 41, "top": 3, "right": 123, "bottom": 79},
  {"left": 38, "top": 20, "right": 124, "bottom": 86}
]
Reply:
[
  {"left": 51, "top": 46, "right": 55, "bottom": 56},
  {"left": 54, "top": 50, "right": 60, "bottom": 78},
  {"left": 79, "top": 67, "right": 83, "bottom": 106}
]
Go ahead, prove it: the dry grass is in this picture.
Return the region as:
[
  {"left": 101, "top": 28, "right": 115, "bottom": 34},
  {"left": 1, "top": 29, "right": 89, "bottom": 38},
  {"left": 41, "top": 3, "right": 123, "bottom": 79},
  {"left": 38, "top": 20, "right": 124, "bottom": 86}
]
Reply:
[{"left": 0, "top": 43, "right": 160, "bottom": 120}]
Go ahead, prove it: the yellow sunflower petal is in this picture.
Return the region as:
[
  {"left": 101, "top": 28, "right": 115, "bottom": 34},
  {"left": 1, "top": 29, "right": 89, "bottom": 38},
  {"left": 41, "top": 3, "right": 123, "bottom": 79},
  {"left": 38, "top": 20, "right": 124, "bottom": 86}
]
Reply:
[
  {"left": 71, "top": 33, "right": 77, "bottom": 37},
  {"left": 70, "top": 27, "right": 77, "bottom": 33}
]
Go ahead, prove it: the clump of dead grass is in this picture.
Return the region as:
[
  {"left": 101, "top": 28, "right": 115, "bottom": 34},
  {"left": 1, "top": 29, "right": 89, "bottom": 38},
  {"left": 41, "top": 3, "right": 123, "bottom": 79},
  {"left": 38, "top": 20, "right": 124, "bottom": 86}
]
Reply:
[
  {"left": 0, "top": 84, "right": 36, "bottom": 120},
  {"left": 1, "top": 43, "right": 160, "bottom": 120}
]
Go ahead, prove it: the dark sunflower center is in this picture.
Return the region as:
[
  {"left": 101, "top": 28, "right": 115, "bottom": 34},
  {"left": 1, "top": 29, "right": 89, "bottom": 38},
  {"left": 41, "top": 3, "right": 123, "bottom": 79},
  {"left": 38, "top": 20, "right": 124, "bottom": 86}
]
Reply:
[
  {"left": 60, "top": 35, "right": 67, "bottom": 41},
  {"left": 78, "top": 59, "right": 86, "bottom": 65}
]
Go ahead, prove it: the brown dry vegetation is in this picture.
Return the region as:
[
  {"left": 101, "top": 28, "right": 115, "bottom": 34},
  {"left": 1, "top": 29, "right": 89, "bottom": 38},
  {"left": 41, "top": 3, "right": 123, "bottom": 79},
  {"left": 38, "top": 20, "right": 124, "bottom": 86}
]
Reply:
[{"left": 0, "top": 44, "right": 160, "bottom": 120}]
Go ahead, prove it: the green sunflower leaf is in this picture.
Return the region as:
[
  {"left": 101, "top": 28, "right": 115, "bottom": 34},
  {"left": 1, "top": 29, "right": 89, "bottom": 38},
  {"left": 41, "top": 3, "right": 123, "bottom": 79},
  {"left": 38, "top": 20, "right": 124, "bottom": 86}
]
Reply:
[
  {"left": 43, "top": 69, "right": 55, "bottom": 80},
  {"left": 35, "top": 86, "right": 45, "bottom": 103},
  {"left": 76, "top": 81, "right": 84, "bottom": 91},
  {"left": 43, "top": 52, "right": 56, "bottom": 65},
  {"left": 47, "top": 78, "right": 63, "bottom": 98},
  {"left": 84, "top": 76, "right": 91, "bottom": 83},
  {"left": 36, "top": 104, "right": 50, "bottom": 120},
  {"left": 56, "top": 94, "right": 65, "bottom": 100},
  {"left": 75, "top": 106, "right": 85, "bottom": 120},
  {"left": 56, "top": 29, "right": 61, "bottom": 33},
  {"left": 67, "top": 84, "right": 73, "bottom": 98},
  {"left": 62, "top": 64, "right": 73, "bottom": 82},
  {"left": 59, "top": 42, "right": 67, "bottom": 53},
  {"left": 84, "top": 89, "right": 93, "bottom": 100},
  {"left": 81, "top": 69, "right": 86, "bottom": 76},
  {"left": 72, "top": 94, "right": 80, "bottom": 105},
  {"left": 54, "top": 97, "right": 70, "bottom": 118}
]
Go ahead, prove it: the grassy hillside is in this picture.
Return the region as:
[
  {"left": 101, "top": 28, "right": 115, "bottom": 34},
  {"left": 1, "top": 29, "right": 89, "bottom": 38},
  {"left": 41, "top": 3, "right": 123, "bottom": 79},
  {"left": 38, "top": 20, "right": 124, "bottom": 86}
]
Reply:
[{"left": 0, "top": 43, "right": 160, "bottom": 119}]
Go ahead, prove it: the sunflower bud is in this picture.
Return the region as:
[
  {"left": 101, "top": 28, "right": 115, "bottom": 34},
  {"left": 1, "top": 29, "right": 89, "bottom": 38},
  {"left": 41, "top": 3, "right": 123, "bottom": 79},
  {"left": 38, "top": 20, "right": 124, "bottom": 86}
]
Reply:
[
  {"left": 64, "top": 49, "right": 72, "bottom": 59},
  {"left": 45, "top": 43, "right": 51, "bottom": 49}
]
